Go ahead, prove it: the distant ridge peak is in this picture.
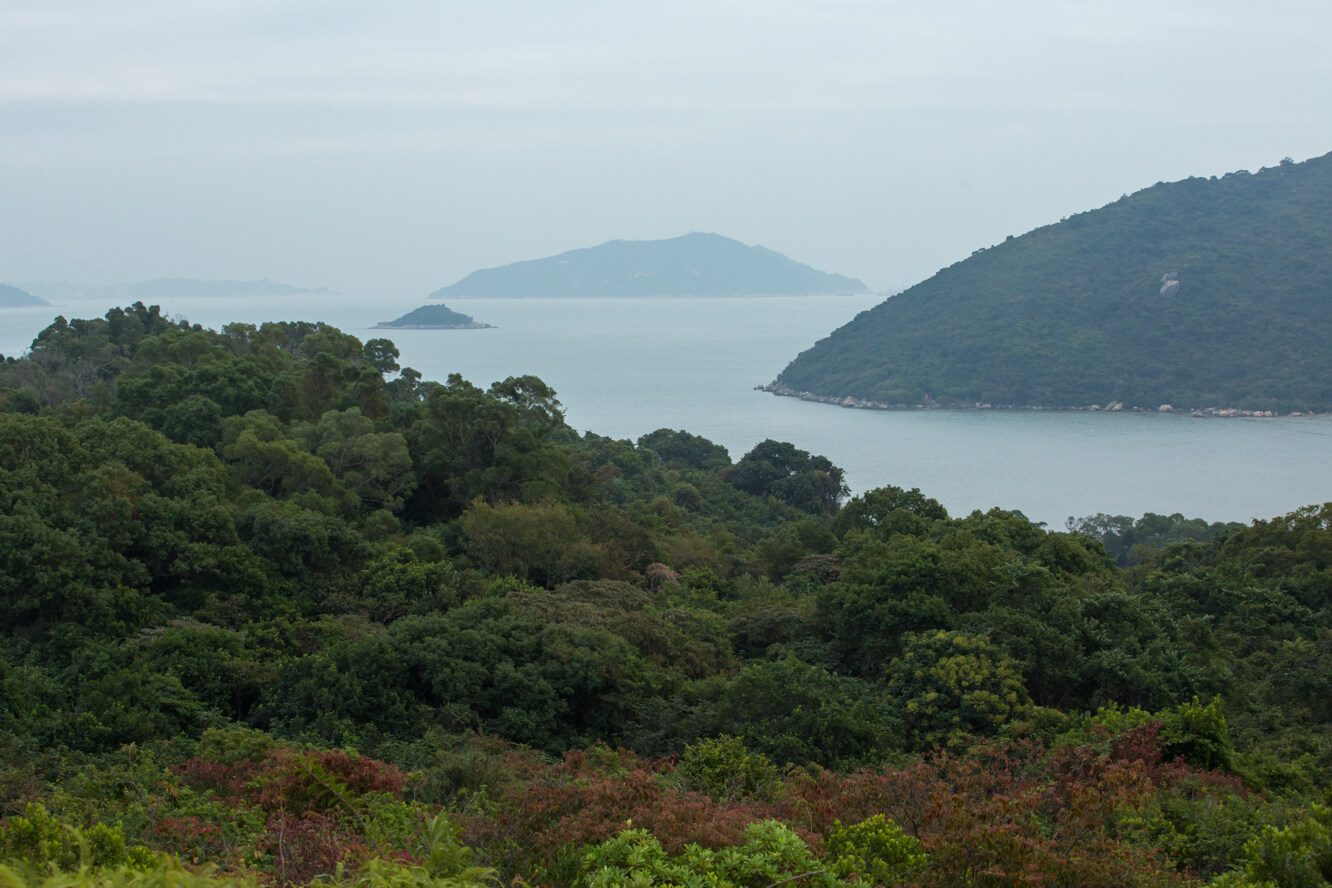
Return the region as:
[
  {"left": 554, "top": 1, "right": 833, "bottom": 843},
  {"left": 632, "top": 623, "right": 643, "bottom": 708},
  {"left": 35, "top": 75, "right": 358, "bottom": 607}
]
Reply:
[{"left": 428, "top": 233, "right": 869, "bottom": 299}]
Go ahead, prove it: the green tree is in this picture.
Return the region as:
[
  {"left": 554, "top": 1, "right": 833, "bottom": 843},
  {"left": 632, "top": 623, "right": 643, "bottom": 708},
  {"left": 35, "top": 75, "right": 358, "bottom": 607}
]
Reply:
[
  {"left": 887, "top": 629, "right": 1031, "bottom": 748},
  {"left": 292, "top": 408, "right": 416, "bottom": 513},
  {"left": 458, "top": 498, "right": 585, "bottom": 588},
  {"left": 362, "top": 337, "right": 401, "bottom": 375},
  {"left": 637, "top": 428, "right": 731, "bottom": 471},
  {"left": 390, "top": 598, "right": 646, "bottom": 751},
  {"left": 833, "top": 485, "right": 949, "bottom": 539},
  {"left": 407, "top": 374, "right": 569, "bottom": 519},
  {"left": 713, "top": 655, "right": 900, "bottom": 768},
  {"left": 221, "top": 411, "right": 352, "bottom": 510},
  {"left": 356, "top": 548, "right": 460, "bottom": 622},
  {"left": 1210, "top": 804, "right": 1332, "bottom": 888},
  {"left": 724, "top": 439, "right": 848, "bottom": 515}
]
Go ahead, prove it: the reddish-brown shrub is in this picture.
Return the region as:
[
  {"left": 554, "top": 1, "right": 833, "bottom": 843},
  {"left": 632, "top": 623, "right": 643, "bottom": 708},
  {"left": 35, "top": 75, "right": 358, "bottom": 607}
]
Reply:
[
  {"left": 464, "top": 749, "right": 794, "bottom": 883},
  {"left": 782, "top": 739, "right": 1187, "bottom": 888},
  {"left": 260, "top": 811, "right": 367, "bottom": 887},
  {"left": 173, "top": 748, "right": 404, "bottom": 815}
]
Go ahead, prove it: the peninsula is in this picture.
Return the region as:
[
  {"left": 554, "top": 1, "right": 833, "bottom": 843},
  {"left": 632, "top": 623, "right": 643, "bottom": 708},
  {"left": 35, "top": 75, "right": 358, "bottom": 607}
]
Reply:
[
  {"left": 0, "top": 284, "right": 47, "bottom": 307},
  {"left": 427, "top": 232, "right": 868, "bottom": 299},
  {"left": 771, "top": 151, "right": 1332, "bottom": 414}
]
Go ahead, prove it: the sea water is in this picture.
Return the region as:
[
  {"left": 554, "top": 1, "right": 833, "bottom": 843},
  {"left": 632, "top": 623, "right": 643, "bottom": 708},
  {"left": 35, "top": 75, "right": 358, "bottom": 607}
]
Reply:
[{"left": 4, "top": 291, "right": 1329, "bottom": 528}]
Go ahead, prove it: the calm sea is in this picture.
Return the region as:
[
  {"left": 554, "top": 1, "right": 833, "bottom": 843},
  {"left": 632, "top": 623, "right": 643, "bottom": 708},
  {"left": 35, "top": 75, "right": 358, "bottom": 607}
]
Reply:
[{"left": 4, "top": 292, "right": 1330, "bottom": 528}]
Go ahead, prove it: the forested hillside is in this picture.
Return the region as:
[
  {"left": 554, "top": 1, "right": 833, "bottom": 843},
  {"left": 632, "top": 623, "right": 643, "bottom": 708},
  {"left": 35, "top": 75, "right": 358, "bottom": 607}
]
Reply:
[
  {"left": 2, "top": 304, "right": 1330, "bottom": 888},
  {"left": 774, "top": 151, "right": 1332, "bottom": 412}
]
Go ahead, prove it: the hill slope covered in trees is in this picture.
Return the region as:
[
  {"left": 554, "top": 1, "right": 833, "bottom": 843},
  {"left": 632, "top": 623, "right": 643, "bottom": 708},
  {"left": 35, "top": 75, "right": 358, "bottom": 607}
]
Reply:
[
  {"left": 428, "top": 232, "right": 869, "bottom": 299},
  {"left": 2, "top": 305, "right": 1331, "bottom": 888},
  {"left": 773, "top": 152, "right": 1332, "bottom": 412}
]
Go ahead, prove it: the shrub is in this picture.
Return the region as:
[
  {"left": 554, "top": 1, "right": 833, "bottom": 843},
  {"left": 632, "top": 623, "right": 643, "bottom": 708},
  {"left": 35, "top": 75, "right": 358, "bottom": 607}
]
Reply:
[
  {"left": 579, "top": 821, "right": 835, "bottom": 888},
  {"left": 0, "top": 862, "right": 259, "bottom": 888},
  {"left": 1209, "top": 803, "right": 1332, "bottom": 888},
  {"left": 0, "top": 805, "right": 159, "bottom": 873},
  {"left": 678, "top": 736, "right": 780, "bottom": 803},
  {"left": 823, "top": 815, "right": 926, "bottom": 885}
]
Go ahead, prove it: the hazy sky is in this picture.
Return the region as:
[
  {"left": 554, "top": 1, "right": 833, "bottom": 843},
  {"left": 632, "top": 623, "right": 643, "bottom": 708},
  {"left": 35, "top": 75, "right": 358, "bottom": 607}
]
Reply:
[{"left": 3, "top": 0, "right": 1331, "bottom": 297}]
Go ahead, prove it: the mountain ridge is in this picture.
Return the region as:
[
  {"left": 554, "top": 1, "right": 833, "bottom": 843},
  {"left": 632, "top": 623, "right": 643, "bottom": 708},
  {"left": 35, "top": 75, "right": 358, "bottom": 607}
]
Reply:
[{"left": 428, "top": 232, "right": 868, "bottom": 299}]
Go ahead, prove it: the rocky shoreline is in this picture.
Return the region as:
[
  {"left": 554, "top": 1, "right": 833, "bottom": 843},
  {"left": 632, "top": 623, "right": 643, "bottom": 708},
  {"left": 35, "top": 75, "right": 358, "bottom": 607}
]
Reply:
[{"left": 756, "top": 383, "right": 1324, "bottom": 418}]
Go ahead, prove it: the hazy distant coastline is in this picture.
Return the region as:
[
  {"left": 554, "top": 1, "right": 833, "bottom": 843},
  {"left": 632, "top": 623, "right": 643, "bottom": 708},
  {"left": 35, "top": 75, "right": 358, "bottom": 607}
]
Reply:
[
  {"left": 0, "top": 284, "right": 48, "bottom": 308},
  {"left": 19, "top": 278, "right": 335, "bottom": 302}
]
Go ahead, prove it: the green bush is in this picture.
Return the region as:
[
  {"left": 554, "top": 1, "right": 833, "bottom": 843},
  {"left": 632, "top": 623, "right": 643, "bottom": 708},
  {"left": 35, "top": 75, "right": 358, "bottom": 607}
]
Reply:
[
  {"left": 0, "top": 805, "right": 160, "bottom": 872},
  {"left": 824, "top": 815, "right": 927, "bottom": 885},
  {"left": 1209, "top": 803, "right": 1332, "bottom": 888},
  {"left": 888, "top": 630, "right": 1030, "bottom": 749},
  {"left": 677, "top": 735, "right": 780, "bottom": 802},
  {"left": 1162, "top": 696, "right": 1234, "bottom": 773},
  {"left": 0, "top": 862, "right": 257, "bottom": 888},
  {"left": 580, "top": 821, "right": 835, "bottom": 888},
  {"left": 320, "top": 813, "right": 497, "bottom": 888}
]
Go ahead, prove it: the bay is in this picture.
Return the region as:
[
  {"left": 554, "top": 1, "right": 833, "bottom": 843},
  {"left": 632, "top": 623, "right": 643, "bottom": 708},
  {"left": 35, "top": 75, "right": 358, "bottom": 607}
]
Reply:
[{"left": 3, "top": 292, "right": 1329, "bottom": 528}]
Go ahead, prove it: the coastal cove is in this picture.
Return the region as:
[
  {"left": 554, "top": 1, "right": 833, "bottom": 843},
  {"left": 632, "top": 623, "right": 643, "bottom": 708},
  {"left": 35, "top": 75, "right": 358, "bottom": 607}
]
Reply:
[{"left": 3, "top": 291, "right": 1329, "bottom": 527}]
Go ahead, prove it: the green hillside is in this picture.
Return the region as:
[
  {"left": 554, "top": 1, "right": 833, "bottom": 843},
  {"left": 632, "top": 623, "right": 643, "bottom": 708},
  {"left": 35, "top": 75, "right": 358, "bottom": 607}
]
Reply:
[
  {"left": 428, "top": 232, "right": 869, "bottom": 299},
  {"left": 773, "top": 152, "right": 1332, "bottom": 412},
  {"left": 3, "top": 305, "right": 1332, "bottom": 887}
]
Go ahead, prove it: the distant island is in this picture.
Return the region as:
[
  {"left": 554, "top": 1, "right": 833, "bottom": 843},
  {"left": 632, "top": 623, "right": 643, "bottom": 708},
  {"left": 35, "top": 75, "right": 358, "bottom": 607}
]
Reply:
[
  {"left": 19, "top": 278, "right": 334, "bottom": 301},
  {"left": 427, "top": 232, "right": 869, "bottom": 299},
  {"left": 0, "top": 284, "right": 48, "bottom": 307},
  {"left": 771, "top": 151, "right": 1332, "bottom": 415},
  {"left": 376, "top": 304, "right": 493, "bottom": 329}
]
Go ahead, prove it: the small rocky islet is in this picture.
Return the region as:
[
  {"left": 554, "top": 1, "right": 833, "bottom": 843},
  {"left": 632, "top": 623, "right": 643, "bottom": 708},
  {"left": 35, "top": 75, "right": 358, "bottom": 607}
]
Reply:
[{"left": 376, "top": 303, "right": 494, "bottom": 329}]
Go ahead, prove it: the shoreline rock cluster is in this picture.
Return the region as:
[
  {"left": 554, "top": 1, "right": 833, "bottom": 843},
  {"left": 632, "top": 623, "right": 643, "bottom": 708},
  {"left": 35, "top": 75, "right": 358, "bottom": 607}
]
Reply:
[{"left": 757, "top": 383, "right": 1323, "bottom": 418}]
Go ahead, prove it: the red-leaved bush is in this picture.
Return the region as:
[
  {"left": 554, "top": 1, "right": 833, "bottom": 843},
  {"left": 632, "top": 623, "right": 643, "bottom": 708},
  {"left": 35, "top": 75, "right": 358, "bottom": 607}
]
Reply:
[
  {"left": 463, "top": 746, "right": 795, "bottom": 882},
  {"left": 173, "top": 748, "right": 404, "bottom": 814},
  {"left": 781, "top": 738, "right": 1189, "bottom": 888},
  {"left": 165, "top": 747, "right": 404, "bottom": 886}
]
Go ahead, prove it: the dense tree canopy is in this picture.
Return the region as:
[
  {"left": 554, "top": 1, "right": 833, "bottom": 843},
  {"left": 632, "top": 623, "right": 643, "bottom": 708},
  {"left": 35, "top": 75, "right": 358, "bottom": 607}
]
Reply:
[{"left": 1, "top": 305, "right": 1329, "bottom": 888}]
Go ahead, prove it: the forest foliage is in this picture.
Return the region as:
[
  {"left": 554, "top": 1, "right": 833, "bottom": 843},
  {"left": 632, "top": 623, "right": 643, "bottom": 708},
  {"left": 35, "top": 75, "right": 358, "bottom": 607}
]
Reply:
[
  {"left": 775, "top": 151, "right": 1332, "bottom": 412},
  {"left": 2, "top": 305, "right": 1331, "bottom": 887}
]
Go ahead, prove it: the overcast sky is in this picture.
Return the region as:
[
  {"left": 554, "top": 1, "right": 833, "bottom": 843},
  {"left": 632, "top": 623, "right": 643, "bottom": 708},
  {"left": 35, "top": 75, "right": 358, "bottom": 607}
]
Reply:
[{"left": 3, "top": 0, "right": 1331, "bottom": 297}]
